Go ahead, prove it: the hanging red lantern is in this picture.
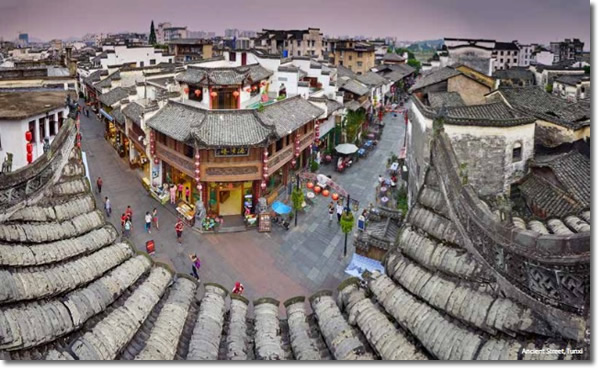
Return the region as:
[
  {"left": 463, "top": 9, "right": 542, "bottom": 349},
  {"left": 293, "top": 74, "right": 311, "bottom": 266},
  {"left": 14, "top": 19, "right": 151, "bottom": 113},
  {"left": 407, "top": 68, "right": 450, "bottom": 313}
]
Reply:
[
  {"left": 195, "top": 153, "right": 200, "bottom": 160},
  {"left": 26, "top": 152, "right": 33, "bottom": 163},
  {"left": 210, "top": 91, "right": 218, "bottom": 98},
  {"left": 194, "top": 89, "right": 201, "bottom": 97},
  {"left": 261, "top": 81, "right": 266, "bottom": 87},
  {"left": 322, "top": 189, "right": 330, "bottom": 197},
  {"left": 197, "top": 184, "right": 202, "bottom": 191},
  {"left": 232, "top": 90, "right": 240, "bottom": 98},
  {"left": 291, "top": 159, "right": 296, "bottom": 166},
  {"left": 252, "top": 85, "right": 257, "bottom": 91},
  {"left": 263, "top": 173, "right": 269, "bottom": 179},
  {"left": 26, "top": 143, "right": 33, "bottom": 153},
  {"left": 76, "top": 142, "right": 81, "bottom": 148},
  {"left": 246, "top": 87, "right": 252, "bottom": 93},
  {"left": 332, "top": 193, "right": 339, "bottom": 201},
  {"left": 307, "top": 182, "right": 314, "bottom": 189},
  {"left": 313, "top": 186, "right": 322, "bottom": 194},
  {"left": 25, "top": 131, "right": 32, "bottom": 142},
  {"left": 154, "top": 157, "right": 159, "bottom": 165},
  {"left": 260, "top": 181, "right": 267, "bottom": 190},
  {"left": 184, "top": 87, "right": 190, "bottom": 94}
]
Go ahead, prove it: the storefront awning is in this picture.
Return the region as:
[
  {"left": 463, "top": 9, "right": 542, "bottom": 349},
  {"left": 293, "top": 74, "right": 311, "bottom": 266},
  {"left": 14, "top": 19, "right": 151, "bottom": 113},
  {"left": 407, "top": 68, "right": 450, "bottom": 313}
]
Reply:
[{"left": 100, "top": 109, "right": 113, "bottom": 121}]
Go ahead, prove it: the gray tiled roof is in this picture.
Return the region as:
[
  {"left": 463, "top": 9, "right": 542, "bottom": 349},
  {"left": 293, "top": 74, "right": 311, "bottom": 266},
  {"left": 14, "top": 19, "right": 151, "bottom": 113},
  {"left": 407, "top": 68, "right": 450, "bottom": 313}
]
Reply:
[
  {"left": 93, "top": 70, "right": 121, "bottom": 90},
  {"left": 428, "top": 92, "right": 465, "bottom": 109},
  {"left": 356, "top": 72, "right": 388, "bottom": 87},
  {"left": 409, "top": 67, "right": 461, "bottom": 92},
  {"left": 555, "top": 74, "right": 589, "bottom": 86},
  {"left": 99, "top": 86, "right": 134, "bottom": 107},
  {"left": 412, "top": 96, "right": 535, "bottom": 127},
  {"left": 308, "top": 97, "right": 343, "bottom": 116},
  {"left": 147, "top": 95, "right": 323, "bottom": 147},
  {"left": 83, "top": 70, "right": 107, "bottom": 86},
  {"left": 256, "top": 95, "right": 324, "bottom": 137},
  {"left": 112, "top": 108, "right": 125, "bottom": 124},
  {"left": 339, "top": 79, "right": 370, "bottom": 96},
  {"left": 122, "top": 102, "right": 144, "bottom": 125},
  {"left": 494, "top": 86, "right": 590, "bottom": 129},
  {"left": 344, "top": 100, "right": 362, "bottom": 111},
  {"left": 492, "top": 68, "right": 535, "bottom": 82},
  {"left": 383, "top": 53, "right": 405, "bottom": 62},
  {"left": 335, "top": 65, "right": 357, "bottom": 79},
  {"left": 176, "top": 64, "right": 272, "bottom": 86},
  {"left": 146, "top": 101, "right": 203, "bottom": 143},
  {"left": 530, "top": 151, "right": 590, "bottom": 207},
  {"left": 194, "top": 110, "right": 273, "bottom": 147}
]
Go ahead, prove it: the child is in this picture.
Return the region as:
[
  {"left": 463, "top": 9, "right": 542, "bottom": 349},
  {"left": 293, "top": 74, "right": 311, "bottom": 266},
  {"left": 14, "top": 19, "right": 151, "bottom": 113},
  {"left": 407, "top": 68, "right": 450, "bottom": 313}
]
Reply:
[
  {"left": 120, "top": 213, "right": 126, "bottom": 232},
  {"left": 123, "top": 219, "right": 132, "bottom": 239}
]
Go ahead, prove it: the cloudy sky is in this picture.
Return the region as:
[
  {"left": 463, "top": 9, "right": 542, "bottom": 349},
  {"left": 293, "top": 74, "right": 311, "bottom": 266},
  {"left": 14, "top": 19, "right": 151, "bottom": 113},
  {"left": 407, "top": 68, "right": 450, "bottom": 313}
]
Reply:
[{"left": 0, "top": 0, "right": 591, "bottom": 46}]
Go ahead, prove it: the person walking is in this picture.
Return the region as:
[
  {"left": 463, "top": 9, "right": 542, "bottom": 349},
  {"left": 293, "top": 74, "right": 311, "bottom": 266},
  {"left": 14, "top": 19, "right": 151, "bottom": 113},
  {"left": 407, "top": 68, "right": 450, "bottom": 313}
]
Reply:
[
  {"left": 328, "top": 201, "right": 335, "bottom": 222},
  {"left": 175, "top": 219, "right": 184, "bottom": 244},
  {"left": 170, "top": 184, "right": 177, "bottom": 205},
  {"left": 125, "top": 205, "right": 133, "bottom": 222},
  {"left": 185, "top": 186, "right": 191, "bottom": 203},
  {"left": 104, "top": 196, "right": 112, "bottom": 217},
  {"left": 123, "top": 218, "right": 132, "bottom": 239},
  {"left": 120, "top": 213, "right": 126, "bottom": 233},
  {"left": 144, "top": 211, "right": 152, "bottom": 234},
  {"left": 336, "top": 200, "right": 344, "bottom": 223},
  {"left": 177, "top": 183, "right": 184, "bottom": 200},
  {"left": 190, "top": 254, "right": 201, "bottom": 281},
  {"left": 152, "top": 208, "right": 159, "bottom": 230},
  {"left": 96, "top": 177, "right": 103, "bottom": 193},
  {"left": 232, "top": 281, "right": 245, "bottom": 295}
]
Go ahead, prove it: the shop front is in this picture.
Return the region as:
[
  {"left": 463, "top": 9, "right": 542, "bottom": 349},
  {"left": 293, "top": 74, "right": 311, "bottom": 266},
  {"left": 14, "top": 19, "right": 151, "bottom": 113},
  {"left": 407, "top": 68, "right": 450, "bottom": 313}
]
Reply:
[
  {"left": 128, "top": 125, "right": 149, "bottom": 178},
  {"left": 207, "top": 181, "right": 254, "bottom": 216}
]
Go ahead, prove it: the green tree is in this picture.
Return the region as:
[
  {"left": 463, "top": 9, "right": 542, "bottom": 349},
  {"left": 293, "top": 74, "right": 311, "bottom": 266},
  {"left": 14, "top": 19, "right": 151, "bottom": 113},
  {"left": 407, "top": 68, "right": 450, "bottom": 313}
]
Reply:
[
  {"left": 149, "top": 20, "right": 157, "bottom": 45},
  {"left": 407, "top": 59, "right": 422, "bottom": 72},
  {"left": 340, "top": 210, "right": 354, "bottom": 235},
  {"left": 584, "top": 65, "right": 590, "bottom": 75},
  {"left": 344, "top": 110, "right": 365, "bottom": 143},
  {"left": 545, "top": 83, "right": 553, "bottom": 93},
  {"left": 394, "top": 47, "right": 415, "bottom": 60},
  {"left": 291, "top": 188, "right": 304, "bottom": 213}
]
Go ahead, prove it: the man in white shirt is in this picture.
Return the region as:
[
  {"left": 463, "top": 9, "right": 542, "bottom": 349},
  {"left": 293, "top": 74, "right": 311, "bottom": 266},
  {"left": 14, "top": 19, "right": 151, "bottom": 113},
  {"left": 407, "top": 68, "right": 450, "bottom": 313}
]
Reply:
[{"left": 336, "top": 201, "right": 344, "bottom": 223}]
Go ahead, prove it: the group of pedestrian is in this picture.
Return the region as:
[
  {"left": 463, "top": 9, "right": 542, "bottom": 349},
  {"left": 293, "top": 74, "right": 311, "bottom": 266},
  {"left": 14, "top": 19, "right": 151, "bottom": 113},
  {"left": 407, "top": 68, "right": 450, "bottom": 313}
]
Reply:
[
  {"left": 327, "top": 200, "right": 348, "bottom": 224},
  {"left": 144, "top": 208, "right": 159, "bottom": 234}
]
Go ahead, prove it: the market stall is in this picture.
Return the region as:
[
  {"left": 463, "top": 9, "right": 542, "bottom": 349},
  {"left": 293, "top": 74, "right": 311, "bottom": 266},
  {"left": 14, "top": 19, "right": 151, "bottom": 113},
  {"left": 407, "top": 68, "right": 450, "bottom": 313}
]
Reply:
[{"left": 176, "top": 201, "right": 195, "bottom": 226}]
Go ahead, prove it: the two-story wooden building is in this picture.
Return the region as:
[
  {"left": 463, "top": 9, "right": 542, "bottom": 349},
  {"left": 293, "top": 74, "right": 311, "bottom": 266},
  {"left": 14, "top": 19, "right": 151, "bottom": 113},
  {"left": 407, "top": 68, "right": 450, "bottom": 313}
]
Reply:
[{"left": 146, "top": 95, "right": 323, "bottom": 217}]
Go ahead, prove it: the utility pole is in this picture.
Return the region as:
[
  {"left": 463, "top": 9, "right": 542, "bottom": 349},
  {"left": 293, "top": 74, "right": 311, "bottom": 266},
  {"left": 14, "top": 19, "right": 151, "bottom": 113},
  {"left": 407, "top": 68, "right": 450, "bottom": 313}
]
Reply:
[
  {"left": 343, "top": 194, "right": 351, "bottom": 256},
  {"left": 295, "top": 173, "right": 300, "bottom": 227}
]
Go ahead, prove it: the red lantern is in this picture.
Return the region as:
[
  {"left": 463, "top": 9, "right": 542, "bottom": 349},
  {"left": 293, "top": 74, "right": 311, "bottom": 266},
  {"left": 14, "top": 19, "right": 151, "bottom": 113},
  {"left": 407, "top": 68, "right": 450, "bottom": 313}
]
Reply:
[
  {"left": 291, "top": 159, "right": 296, "bottom": 166},
  {"left": 322, "top": 189, "right": 330, "bottom": 197},
  {"left": 154, "top": 157, "right": 159, "bottom": 165},
  {"left": 210, "top": 91, "right": 218, "bottom": 98},
  {"left": 260, "top": 181, "right": 267, "bottom": 190},
  {"left": 26, "top": 143, "right": 33, "bottom": 153},
  {"left": 252, "top": 85, "right": 257, "bottom": 91},
  {"left": 25, "top": 131, "right": 32, "bottom": 142},
  {"left": 314, "top": 186, "right": 322, "bottom": 194},
  {"left": 307, "top": 182, "right": 314, "bottom": 189},
  {"left": 263, "top": 173, "right": 269, "bottom": 179},
  {"left": 332, "top": 193, "right": 339, "bottom": 201},
  {"left": 184, "top": 87, "right": 190, "bottom": 94},
  {"left": 232, "top": 90, "right": 240, "bottom": 98},
  {"left": 77, "top": 141, "right": 81, "bottom": 148},
  {"left": 26, "top": 153, "right": 33, "bottom": 163},
  {"left": 246, "top": 87, "right": 252, "bottom": 93},
  {"left": 196, "top": 184, "right": 202, "bottom": 191},
  {"left": 194, "top": 89, "right": 201, "bottom": 97}
]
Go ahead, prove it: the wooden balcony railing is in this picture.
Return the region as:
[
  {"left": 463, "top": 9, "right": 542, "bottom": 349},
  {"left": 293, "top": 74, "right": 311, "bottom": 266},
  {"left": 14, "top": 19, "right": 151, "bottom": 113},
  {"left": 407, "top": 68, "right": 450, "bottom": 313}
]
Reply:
[{"left": 155, "top": 141, "right": 195, "bottom": 177}]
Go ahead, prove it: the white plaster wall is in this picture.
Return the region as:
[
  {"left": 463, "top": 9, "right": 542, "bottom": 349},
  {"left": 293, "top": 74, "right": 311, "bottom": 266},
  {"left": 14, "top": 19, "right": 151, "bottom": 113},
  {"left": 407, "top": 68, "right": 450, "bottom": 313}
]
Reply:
[{"left": 100, "top": 46, "right": 171, "bottom": 68}]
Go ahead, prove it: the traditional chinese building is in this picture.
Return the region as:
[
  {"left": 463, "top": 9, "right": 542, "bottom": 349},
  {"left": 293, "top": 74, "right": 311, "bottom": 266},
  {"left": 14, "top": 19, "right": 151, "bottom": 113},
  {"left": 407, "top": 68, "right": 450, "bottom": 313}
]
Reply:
[{"left": 146, "top": 95, "right": 323, "bottom": 216}]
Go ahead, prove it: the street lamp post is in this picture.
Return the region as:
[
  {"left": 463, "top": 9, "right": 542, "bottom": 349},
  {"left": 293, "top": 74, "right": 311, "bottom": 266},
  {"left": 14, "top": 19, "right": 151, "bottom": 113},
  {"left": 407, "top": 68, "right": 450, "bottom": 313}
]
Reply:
[{"left": 343, "top": 193, "right": 351, "bottom": 257}]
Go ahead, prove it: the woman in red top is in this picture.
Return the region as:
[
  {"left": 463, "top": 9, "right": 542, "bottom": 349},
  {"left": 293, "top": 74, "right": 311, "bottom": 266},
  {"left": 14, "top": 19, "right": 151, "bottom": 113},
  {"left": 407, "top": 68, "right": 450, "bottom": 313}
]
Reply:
[
  {"left": 232, "top": 281, "right": 244, "bottom": 295},
  {"left": 125, "top": 205, "right": 133, "bottom": 222},
  {"left": 175, "top": 219, "right": 184, "bottom": 244}
]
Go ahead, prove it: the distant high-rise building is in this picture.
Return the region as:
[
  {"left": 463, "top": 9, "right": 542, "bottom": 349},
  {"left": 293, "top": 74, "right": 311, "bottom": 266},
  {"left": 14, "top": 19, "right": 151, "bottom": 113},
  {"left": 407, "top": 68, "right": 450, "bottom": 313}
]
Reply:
[
  {"left": 224, "top": 28, "right": 239, "bottom": 38},
  {"left": 17, "top": 33, "right": 28, "bottom": 47}
]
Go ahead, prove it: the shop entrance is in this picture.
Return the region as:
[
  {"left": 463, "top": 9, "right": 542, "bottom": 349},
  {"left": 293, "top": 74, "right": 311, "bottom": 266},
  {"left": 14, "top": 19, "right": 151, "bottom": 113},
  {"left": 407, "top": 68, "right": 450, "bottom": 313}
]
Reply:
[
  {"left": 219, "top": 185, "right": 243, "bottom": 216},
  {"left": 208, "top": 181, "right": 254, "bottom": 216}
]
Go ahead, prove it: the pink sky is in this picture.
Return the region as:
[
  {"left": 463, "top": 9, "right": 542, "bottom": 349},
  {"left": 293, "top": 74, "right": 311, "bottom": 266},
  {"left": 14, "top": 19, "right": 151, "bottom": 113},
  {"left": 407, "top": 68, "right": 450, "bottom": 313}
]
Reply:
[{"left": 0, "top": 0, "right": 590, "bottom": 47}]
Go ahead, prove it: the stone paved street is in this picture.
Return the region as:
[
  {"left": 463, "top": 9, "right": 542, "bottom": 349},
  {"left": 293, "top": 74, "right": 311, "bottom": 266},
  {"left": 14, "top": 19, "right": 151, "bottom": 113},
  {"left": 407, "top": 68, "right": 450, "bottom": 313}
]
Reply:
[{"left": 81, "top": 104, "right": 405, "bottom": 302}]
